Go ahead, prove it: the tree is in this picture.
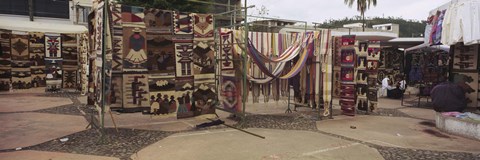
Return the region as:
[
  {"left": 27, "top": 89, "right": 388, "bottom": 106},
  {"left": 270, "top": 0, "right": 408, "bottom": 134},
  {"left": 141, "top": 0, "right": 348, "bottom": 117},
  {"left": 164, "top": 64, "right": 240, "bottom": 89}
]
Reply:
[
  {"left": 117, "top": 0, "right": 213, "bottom": 13},
  {"left": 344, "top": 0, "right": 377, "bottom": 31}
]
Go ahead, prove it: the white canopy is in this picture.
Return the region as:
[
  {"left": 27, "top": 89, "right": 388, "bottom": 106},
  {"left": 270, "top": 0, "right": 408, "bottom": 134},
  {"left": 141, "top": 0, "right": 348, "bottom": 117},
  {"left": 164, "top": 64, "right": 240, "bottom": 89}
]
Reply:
[
  {"left": 0, "top": 15, "right": 87, "bottom": 33},
  {"left": 405, "top": 43, "right": 450, "bottom": 52}
]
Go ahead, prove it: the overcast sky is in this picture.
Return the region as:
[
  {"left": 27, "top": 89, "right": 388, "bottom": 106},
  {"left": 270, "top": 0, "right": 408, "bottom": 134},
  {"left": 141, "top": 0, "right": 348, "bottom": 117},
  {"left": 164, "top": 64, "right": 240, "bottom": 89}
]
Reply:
[{"left": 247, "top": 0, "right": 451, "bottom": 23}]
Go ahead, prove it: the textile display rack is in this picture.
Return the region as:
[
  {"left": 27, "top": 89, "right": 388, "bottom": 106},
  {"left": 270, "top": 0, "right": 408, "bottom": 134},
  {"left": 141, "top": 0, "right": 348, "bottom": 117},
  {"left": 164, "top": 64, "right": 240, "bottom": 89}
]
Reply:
[
  {"left": 215, "top": 20, "right": 335, "bottom": 120},
  {"left": 0, "top": 28, "right": 88, "bottom": 93}
]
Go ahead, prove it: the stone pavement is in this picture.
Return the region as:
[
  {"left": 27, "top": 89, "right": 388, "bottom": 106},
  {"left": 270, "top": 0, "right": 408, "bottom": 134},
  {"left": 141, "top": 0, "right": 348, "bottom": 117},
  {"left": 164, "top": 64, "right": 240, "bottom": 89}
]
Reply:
[
  {"left": 1, "top": 88, "right": 479, "bottom": 160},
  {"left": 131, "top": 128, "right": 384, "bottom": 160},
  {"left": 316, "top": 116, "right": 480, "bottom": 153},
  {"left": 0, "top": 88, "right": 88, "bottom": 151},
  {"left": 0, "top": 150, "right": 119, "bottom": 160}
]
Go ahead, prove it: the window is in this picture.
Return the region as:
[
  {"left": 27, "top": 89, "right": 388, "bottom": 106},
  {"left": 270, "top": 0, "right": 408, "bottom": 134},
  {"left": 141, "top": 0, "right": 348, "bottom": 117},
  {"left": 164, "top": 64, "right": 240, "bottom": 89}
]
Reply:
[
  {"left": 78, "top": 6, "right": 91, "bottom": 24},
  {"left": 0, "top": 0, "right": 69, "bottom": 19}
]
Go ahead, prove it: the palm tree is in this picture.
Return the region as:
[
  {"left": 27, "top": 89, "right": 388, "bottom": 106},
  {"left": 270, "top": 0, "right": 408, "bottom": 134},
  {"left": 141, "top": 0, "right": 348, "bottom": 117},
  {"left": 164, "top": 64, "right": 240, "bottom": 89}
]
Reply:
[{"left": 344, "top": 0, "right": 377, "bottom": 31}]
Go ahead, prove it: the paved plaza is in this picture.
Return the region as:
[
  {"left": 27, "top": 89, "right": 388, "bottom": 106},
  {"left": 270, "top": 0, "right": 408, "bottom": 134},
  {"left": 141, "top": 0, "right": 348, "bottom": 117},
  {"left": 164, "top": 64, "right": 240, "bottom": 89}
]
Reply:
[{"left": 0, "top": 88, "right": 479, "bottom": 160}]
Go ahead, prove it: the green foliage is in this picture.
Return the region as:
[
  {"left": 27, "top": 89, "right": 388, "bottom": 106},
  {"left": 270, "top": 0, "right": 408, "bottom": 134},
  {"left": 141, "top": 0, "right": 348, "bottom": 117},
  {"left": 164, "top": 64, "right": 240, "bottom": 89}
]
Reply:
[
  {"left": 117, "top": 0, "right": 213, "bottom": 13},
  {"left": 318, "top": 16, "right": 427, "bottom": 37}
]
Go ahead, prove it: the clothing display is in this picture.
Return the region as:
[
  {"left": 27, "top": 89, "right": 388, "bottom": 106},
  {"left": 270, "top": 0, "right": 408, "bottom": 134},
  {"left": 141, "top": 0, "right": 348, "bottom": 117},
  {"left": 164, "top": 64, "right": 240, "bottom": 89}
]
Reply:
[{"left": 441, "top": 0, "right": 480, "bottom": 46}]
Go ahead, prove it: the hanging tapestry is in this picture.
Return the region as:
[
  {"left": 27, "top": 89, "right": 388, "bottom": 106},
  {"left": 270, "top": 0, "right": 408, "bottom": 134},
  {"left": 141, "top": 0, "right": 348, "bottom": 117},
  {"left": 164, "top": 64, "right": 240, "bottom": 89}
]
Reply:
[
  {"left": 333, "top": 37, "right": 342, "bottom": 67},
  {"left": 0, "top": 67, "right": 10, "bottom": 91},
  {"left": 122, "top": 74, "right": 149, "bottom": 112},
  {"left": 219, "top": 29, "right": 234, "bottom": 71},
  {"left": 333, "top": 68, "right": 341, "bottom": 97},
  {"left": 11, "top": 33, "right": 29, "bottom": 61},
  {"left": 144, "top": 8, "right": 173, "bottom": 34},
  {"left": 148, "top": 75, "right": 177, "bottom": 115},
  {"left": 11, "top": 61, "right": 31, "bottom": 89},
  {"left": 79, "top": 33, "right": 89, "bottom": 95},
  {"left": 356, "top": 69, "right": 368, "bottom": 84},
  {"left": 110, "top": 73, "right": 123, "bottom": 109},
  {"left": 340, "top": 49, "right": 355, "bottom": 66},
  {"left": 63, "top": 68, "right": 77, "bottom": 89},
  {"left": 111, "top": 3, "right": 123, "bottom": 73},
  {"left": 45, "top": 33, "right": 62, "bottom": 58},
  {"left": 0, "top": 30, "right": 11, "bottom": 67},
  {"left": 174, "top": 12, "right": 193, "bottom": 35},
  {"left": 453, "top": 44, "right": 478, "bottom": 71},
  {"left": 221, "top": 75, "right": 242, "bottom": 113},
  {"left": 367, "top": 60, "right": 379, "bottom": 73},
  {"left": 192, "top": 13, "right": 214, "bottom": 75},
  {"left": 340, "top": 67, "right": 355, "bottom": 82},
  {"left": 61, "top": 34, "right": 78, "bottom": 66},
  {"left": 146, "top": 35, "right": 176, "bottom": 75},
  {"left": 366, "top": 41, "right": 381, "bottom": 112},
  {"left": 339, "top": 35, "right": 356, "bottom": 116},
  {"left": 61, "top": 34, "right": 78, "bottom": 89},
  {"left": 192, "top": 13, "right": 214, "bottom": 40},
  {"left": 0, "top": 30, "right": 11, "bottom": 91},
  {"left": 45, "top": 58, "right": 62, "bottom": 90},
  {"left": 175, "top": 76, "right": 195, "bottom": 118},
  {"left": 121, "top": 5, "right": 145, "bottom": 25},
  {"left": 123, "top": 26, "right": 148, "bottom": 72},
  {"left": 174, "top": 42, "right": 194, "bottom": 77},
  {"left": 355, "top": 41, "right": 369, "bottom": 112},
  {"left": 29, "top": 32, "right": 46, "bottom": 87},
  {"left": 193, "top": 74, "right": 216, "bottom": 116},
  {"left": 192, "top": 40, "right": 214, "bottom": 74}
]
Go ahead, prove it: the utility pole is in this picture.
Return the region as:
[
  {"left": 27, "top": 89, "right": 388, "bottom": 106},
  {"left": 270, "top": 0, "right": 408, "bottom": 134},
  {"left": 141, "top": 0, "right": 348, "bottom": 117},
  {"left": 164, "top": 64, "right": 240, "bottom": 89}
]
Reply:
[{"left": 28, "top": 0, "right": 34, "bottom": 21}]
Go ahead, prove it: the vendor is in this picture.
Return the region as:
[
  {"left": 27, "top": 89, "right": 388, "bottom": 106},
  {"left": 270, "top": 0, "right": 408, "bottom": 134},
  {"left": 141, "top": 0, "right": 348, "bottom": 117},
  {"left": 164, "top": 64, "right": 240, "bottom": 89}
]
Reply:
[
  {"left": 431, "top": 77, "right": 467, "bottom": 112},
  {"left": 387, "top": 76, "right": 404, "bottom": 99}
]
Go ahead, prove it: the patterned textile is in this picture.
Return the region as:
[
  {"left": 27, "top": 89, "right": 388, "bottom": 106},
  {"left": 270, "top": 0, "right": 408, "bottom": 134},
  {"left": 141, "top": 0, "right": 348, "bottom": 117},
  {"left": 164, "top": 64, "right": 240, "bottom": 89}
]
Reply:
[
  {"left": 366, "top": 41, "right": 381, "bottom": 112},
  {"left": 123, "top": 26, "right": 147, "bottom": 72},
  {"left": 11, "top": 33, "right": 29, "bottom": 60},
  {"left": 339, "top": 35, "right": 356, "bottom": 116},
  {"left": 79, "top": 33, "right": 89, "bottom": 95},
  {"left": 122, "top": 74, "right": 149, "bottom": 111},
  {"left": 219, "top": 29, "right": 234, "bottom": 72},
  {"left": 174, "top": 42, "right": 194, "bottom": 77},
  {"left": 0, "top": 30, "right": 11, "bottom": 90},
  {"left": 174, "top": 76, "right": 195, "bottom": 118},
  {"left": 193, "top": 74, "right": 217, "bottom": 115},
  {"left": 192, "top": 13, "right": 214, "bottom": 40},
  {"left": 451, "top": 44, "right": 479, "bottom": 108},
  {"left": 111, "top": 3, "right": 123, "bottom": 73},
  {"left": 121, "top": 5, "right": 145, "bottom": 25},
  {"left": 29, "top": 32, "right": 46, "bottom": 87},
  {"left": 146, "top": 35, "right": 176, "bottom": 75},
  {"left": 174, "top": 12, "right": 193, "bottom": 35},
  {"left": 148, "top": 75, "right": 176, "bottom": 115},
  {"left": 110, "top": 73, "right": 123, "bottom": 109},
  {"left": 63, "top": 69, "right": 77, "bottom": 88},
  {"left": 220, "top": 75, "right": 242, "bottom": 113},
  {"left": 45, "top": 33, "right": 62, "bottom": 58},
  {"left": 144, "top": 8, "right": 173, "bottom": 34},
  {"left": 61, "top": 34, "right": 78, "bottom": 89},
  {"left": 11, "top": 61, "right": 31, "bottom": 89},
  {"left": 453, "top": 44, "right": 478, "bottom": 71},
  {"left": 45, "top": 58, "right": 62, "bottom": 90}
]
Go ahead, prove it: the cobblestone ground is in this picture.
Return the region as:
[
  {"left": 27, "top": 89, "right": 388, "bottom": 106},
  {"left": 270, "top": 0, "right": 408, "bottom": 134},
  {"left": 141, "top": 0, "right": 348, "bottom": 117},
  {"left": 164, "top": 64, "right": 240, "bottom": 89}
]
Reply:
[{"left": 6, "top": 91, "right": 479, "bottom": 160}]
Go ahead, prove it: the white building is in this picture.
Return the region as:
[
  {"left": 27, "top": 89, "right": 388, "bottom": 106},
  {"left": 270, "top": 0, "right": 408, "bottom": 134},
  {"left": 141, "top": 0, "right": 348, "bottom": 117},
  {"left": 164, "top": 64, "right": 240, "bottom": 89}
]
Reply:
[{"left": 0, "top": 0, "right": 90, "bottom": 33}]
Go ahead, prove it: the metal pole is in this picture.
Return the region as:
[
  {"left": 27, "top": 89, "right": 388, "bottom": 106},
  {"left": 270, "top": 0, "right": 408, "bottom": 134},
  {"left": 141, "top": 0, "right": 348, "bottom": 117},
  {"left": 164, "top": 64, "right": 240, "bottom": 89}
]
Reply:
[
  {"left": 242, "top": 0, "right": 248, "bottom": 116},
  {"left": 329, "top": 35, "right": 334, "bottom": 119},
  {"left": 28, "top": 0, "right": 33, "bottom": 21},
  {"left": 101, "top": 0, "right": 108, "bottom": 131}
]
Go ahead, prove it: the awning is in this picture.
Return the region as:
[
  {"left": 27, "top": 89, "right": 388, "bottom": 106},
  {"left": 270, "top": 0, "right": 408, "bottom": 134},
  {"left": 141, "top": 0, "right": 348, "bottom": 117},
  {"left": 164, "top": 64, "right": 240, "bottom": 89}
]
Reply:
[
  {"left": 0, "top": 15, "right": 87, "bottom": 33},
  {"left": 405, "top": 43, "right": 450, "bottom": 52}
]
